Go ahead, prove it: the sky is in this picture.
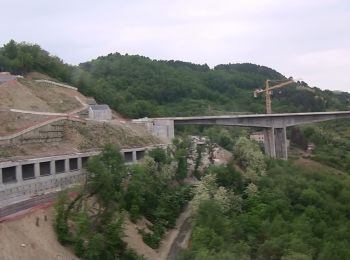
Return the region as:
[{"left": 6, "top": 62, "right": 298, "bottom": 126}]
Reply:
[{"left": 1, "top": 0, "right": 349, "bottom": 91}]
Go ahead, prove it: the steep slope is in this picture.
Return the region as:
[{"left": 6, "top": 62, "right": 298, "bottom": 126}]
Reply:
[
  {"left": 0, "top": 78, "right": 84, "bottom": 113},
  {"left": 0, "top": 80, "right": 53, "bottom": 112},
  {"left": 0, "top": 75, "right": 162, "bottom": 161},
  {"left": 0, "top": 207, "right": 78, "bottom": 260}
]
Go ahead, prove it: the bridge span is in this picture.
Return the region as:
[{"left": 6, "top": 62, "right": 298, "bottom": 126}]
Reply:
[{"left": 135, "top": 111, "right": 350, "bottom": 160}]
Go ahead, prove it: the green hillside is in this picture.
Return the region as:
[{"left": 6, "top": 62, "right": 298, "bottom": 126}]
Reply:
[
  {"left": 1, "top": 40, "right": 349, "bottom": 171},
  {"left": 76, "top": 54, "right": 350, "bottom": 117},
  {"left": 1, "top": 40, "right": 349, "bottom": 118}
]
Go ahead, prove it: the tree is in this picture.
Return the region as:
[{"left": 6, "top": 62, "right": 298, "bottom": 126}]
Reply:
[
  {"left": 148, "top": 147, "right": 168, "bottom": 165},
  {"left": 191, "top": 174, "right": 241, "bottom": 214},
  {"left": 233, "top": 136, "right": 266, "bottom": 180},
  {"left": 3, "top": 39, "right": 18, "bottom": 59},
  {"left": 86, "top": 144, "right": 126, "bottom": 207}
]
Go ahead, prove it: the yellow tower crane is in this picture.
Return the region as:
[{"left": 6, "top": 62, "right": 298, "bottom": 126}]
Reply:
[{"left": 254, "top": 78, "right": 295, "bottom": 114}]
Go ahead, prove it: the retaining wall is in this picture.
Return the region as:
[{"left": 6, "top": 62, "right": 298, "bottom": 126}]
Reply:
[
  {"left": 0, "top": 118, "right": 86, "bottom": 145},
  {"left": 0, "top": 145, "right": 165, "bottom": 209}
]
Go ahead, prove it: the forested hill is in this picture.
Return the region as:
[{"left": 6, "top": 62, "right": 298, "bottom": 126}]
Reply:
[
  {"left": 1, "top": 40, "right": 349, "bottom": 118},
  {"left": 77, "top": 54, "right": 350, "bottom": 117}
]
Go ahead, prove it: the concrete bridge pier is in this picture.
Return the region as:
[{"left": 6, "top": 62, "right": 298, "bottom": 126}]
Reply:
[
  {"left": 274, "top": 127, "right": 288, "bottom": 160},
  {"left": 263, "top": 128, "right": 276, "bottom": 158},
  {"left": 263, "top": 127, "right": 287, "bottom": 160}
]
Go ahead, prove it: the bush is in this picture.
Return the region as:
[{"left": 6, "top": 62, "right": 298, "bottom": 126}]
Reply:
[{"left": 140, "top": 230, "right": 162, "bottom": 249}]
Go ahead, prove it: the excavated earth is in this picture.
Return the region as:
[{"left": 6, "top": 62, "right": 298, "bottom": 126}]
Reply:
[{"left": 0, "top": 75, "right": 162, "bottom": 161}]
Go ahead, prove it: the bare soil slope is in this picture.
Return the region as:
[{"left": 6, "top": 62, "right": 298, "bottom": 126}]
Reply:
[
  {"left": 26, "top": 72, "right": 55, "bottom": 81},
  {"left": 18, "top": 78, "right": 85, "bottom": 113},
  {"left": 68, "top": 121, "right": 162, "bottom": 150},
  {"left": 0, "top": 120, "right": 162, "bottom": 161},
  {"left": 0, "top": 80, "right": 53, "bottom": 112},
  {"left": 0, "top": 78, "right": 84, "bottom": 113},
  {"left": 0, "top": 111, "right": 53, "bottom": 136},
  {"left": 0, "top": 207, "right": 78, "bottom": 260}
]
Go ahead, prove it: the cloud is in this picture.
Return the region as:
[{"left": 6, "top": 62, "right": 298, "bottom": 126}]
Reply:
[
  {"left": 0, "top": 0, "right": 349, "bottom": 91},
  {"left": 287, "top": 49, "right": 350, "bottom": 91}
]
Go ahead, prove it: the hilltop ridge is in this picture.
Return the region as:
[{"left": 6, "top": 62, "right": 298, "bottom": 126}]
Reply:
[{"left": 1, "top": 40, "right": 349, "bottom": 119}]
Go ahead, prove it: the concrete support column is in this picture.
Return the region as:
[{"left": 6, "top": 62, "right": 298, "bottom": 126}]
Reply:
[
  {"left": 78, "top": 157, "right": 82, "bottom": 170},
  {"left": 65, "top": 159, "right": 70, "bottom": 173},
  {"left": 0, "top": 168, "right": 3, "bottom": 185},
  {"left": 274, "top": 127, "right": 288, "bottom": 160},
  {"left": 50, "top": 161, "right": 56, "bottom": 175},
  {"left": 16, "top": 165, "right": 23, "bottom": 182},
  {"left": 132, "top": 151, "right": 137, "bottom": 162},
  {"left": 263, "top": 127, "right": 276, "bottom": 158},
  {"left": 153, "top": 119, "right": 175, "bottom": 144},
  {"left": 34, "top": 163, "right": 40, "bottom": 178}
]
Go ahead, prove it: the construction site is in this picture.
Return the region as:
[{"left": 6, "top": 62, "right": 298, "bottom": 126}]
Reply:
[
  {"left": 0, "top": 70, "right": 237, "bottom": 259},
  {"left": 0, "top": 72, "right": 170, "bottom": 210},
  {"left": 0, "top": 72, "right": 182, "bottom": 259},
  {"left": 2, "top": 70, "right": 350, "bottom": 259}
]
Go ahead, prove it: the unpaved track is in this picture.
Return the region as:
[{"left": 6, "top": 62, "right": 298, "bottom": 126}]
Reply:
[
  {"left": 166, "top": 213, "right": 192, "bottom": 259},
  {"left": 123, "top": 205, "right": 192, "bottom": 260}
]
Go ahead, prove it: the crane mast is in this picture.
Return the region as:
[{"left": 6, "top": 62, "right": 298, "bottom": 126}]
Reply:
[{"left": 254, "top": 78, "right": 295, "bottom": 114}]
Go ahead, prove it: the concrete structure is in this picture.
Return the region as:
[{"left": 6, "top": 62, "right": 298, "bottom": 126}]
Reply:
[
  {"left": 88, "top": 104, "right": 112, "bottom": 121},
  {"left": 0, "top": 72, "right": 18, "bottom": 83},
  {"left": 0, "top": 145, "right": 163, "bottom": 209},
  {"left": 132, "top": 118, "right": 175, "bottom": 144},
  {"left": 144, "top": 111, "right": 350, "bottom": 160},
  {"left": 86, "top": 97, "right": 97, "bottom": 105},
  {"left": 250, "top": 132, "right": 264, "bottom": 142},
  {"left": 0, "top": 151, "right": 97, "bottom": 208}
]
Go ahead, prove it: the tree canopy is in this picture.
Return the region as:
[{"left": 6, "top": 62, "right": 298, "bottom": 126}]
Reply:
[{"left": 1, "top": 40, "right": 349, "bottom": 119}]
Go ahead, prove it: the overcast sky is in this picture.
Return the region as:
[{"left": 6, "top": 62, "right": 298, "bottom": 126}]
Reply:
[{"left": 1, "top": 0, "right": 349, "bottom": 91}]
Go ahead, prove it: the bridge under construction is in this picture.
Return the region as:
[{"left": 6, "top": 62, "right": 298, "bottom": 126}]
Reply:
[{"left": 136, "top": 111, "right": 350, "bottom": 160}]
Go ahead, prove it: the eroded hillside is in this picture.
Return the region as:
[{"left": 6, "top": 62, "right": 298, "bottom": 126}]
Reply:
[{"left": 0, "top": 75, "right": 162, "bottom": 161}]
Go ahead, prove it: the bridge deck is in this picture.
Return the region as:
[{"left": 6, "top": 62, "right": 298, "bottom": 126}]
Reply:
[{"left": 154, "top": 111, "right": 350, "bottom": 121}]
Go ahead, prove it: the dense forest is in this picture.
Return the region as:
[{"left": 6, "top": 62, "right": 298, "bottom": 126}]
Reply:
[
  {"left": 180, "top": 149, "right": 350, "bottom": 259},
  {"left": 1, "top": 40, "right": 349, "bottom": 118}
]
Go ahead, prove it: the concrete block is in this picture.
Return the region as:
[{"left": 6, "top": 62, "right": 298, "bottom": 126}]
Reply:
[
  {"left": 132, "top": 151, "right": 137, "bottom": 162},
  {"left": 78, "top": 157, "right": 82, "bottom": 170},
  {"left": 65, "top": 159, "right": 69, "bottom": 173},
  {"left": 16, "top": 165, "right": 23, "bottom": 182},
  {"left": 34, "top": 163, "right": 40, "bottom": 178},
  {"left": 50, "top": 161, "right": 56, "bottom": 175}
]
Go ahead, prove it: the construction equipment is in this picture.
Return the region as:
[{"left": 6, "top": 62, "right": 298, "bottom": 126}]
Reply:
[{"left": 254, "top": 78, "right": 295, "bottom": 114}]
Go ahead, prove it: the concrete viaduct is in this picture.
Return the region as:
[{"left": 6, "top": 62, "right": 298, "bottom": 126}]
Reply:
[{"left": 144, "top": 111, "right": 350, "bottom": 160}]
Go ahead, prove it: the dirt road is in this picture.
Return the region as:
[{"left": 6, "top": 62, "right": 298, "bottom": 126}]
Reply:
[{"left": 166, "top": 213, "right": 192, "bottom": 259}]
